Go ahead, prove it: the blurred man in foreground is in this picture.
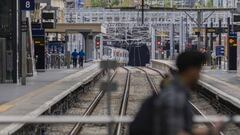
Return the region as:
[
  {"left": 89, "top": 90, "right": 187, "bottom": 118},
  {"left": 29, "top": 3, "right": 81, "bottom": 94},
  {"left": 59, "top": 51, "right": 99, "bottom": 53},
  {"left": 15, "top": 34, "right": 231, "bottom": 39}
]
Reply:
[{"left": 130, "top": 51, "right": 221, "bottom": 135}]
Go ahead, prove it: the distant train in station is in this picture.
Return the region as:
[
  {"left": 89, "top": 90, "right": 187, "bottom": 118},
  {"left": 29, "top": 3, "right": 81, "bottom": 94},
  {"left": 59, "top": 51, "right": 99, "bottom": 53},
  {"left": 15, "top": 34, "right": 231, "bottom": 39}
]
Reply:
[{"left": 102, "top": 46, "right": 129, "bottom": 65}]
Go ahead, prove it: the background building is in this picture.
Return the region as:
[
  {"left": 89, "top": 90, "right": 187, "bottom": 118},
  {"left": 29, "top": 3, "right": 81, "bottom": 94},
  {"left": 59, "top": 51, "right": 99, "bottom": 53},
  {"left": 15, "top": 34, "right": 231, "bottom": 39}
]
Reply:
[{"left": 213, "top": 0, "right": 237, "bottom": 7}]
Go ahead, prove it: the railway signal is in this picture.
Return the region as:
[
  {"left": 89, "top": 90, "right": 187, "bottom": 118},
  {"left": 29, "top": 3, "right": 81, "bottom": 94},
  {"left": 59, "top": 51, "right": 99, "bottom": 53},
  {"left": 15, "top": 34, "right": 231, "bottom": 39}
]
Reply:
[
  {"left": 96, "top": 36, "right": 100, "bottom": 49},
  {"left": 155, "top": 36, "right": 161, "bottom": 48}
]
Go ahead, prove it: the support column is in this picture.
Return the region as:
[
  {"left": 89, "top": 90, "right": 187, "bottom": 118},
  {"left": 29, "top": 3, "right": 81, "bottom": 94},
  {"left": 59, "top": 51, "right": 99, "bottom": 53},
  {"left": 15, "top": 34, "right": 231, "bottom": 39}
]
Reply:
[
  {"left": 93, "top": 33, "right": 99, "bottom": 60},
  {"left": 0, "top": 38, "right": 6, "bottom": 83},
  {"left": 86, "top": 35, "right": 94, "bottom": 61},
  {"left": 93, "top": 35, "right": 97, "bottom": 60},
  {"left": 21, "top": 12, "right": 27, "bottom": 85},
  {"left": 82, "top": 32, "right": 88, "bottom": 62},
  {"left": 13, "top": 0, "right": 20, "bottom": 83},
  {"left": 100, "top": 34, "right": 103, "bottom": 59}
]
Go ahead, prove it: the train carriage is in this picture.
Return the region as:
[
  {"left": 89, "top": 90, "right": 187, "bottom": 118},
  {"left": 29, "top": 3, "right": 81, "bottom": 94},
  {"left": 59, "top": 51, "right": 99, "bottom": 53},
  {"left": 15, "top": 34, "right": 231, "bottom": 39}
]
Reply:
[{"left": 102, "top": 46, "right": 129, "bottom": 65}]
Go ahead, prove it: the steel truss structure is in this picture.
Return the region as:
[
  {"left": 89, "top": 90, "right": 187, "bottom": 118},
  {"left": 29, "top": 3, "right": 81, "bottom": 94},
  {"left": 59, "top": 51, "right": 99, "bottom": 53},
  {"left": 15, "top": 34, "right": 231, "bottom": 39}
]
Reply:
[{"left": 64, "top": 8, "right": 232, "bottom": 47}]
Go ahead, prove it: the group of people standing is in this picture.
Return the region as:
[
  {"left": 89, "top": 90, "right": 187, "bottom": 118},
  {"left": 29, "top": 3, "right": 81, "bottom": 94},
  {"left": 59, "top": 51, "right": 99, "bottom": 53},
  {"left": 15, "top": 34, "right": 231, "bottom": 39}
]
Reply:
[{"left": 71, "top": 49, "right": 85, "bottom": 68}]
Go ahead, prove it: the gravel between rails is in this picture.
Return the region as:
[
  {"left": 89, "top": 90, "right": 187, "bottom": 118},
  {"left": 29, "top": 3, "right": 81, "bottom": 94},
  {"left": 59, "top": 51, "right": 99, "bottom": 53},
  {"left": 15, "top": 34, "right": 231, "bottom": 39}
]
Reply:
[
  {"left": 191, "top": 92, "right": 240, "bottom": 135},
  {"left": 79, "top": 68, "right": 128, "bottom": 135},
  {"left": 119, "top": 67, "right": 163, "bottom": 134},
  {"left": 140, "top": 67, "right": 164, "bottom": 91},
  {"left": 45, "top": 71, "right": 111, "bottom": 135}
]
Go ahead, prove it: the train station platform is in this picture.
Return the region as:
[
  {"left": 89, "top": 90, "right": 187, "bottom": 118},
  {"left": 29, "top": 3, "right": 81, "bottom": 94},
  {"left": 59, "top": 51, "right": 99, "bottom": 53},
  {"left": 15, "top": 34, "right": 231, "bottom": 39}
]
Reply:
[
  {"left": 0, "top": 62, "right": 102, "bottom": 134},
  {"left": 151, "top": 60, "right": 240, "bottom": 109}
]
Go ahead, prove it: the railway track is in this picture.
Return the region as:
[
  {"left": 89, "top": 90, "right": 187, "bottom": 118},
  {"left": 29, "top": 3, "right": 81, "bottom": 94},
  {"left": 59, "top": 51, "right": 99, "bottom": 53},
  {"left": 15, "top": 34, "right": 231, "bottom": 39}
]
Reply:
[
  {"left": 68, "top": 70, "right": 117, "bottom": 135},
  {"left": 79, "top": 67, "right": 130, "bottom": 135},
  {"left": 115, "top": 67, "right": 131, "bottom": 135},
  {"left": 136, "top": 67, "right": 159, "bottom": 95}
]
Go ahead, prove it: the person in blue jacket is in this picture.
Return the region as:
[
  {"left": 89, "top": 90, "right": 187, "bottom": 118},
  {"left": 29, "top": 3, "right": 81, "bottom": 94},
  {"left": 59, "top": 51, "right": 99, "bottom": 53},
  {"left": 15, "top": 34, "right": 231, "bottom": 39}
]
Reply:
[
  {"left": 71, "top": 49, "right": 78, "bottom": 68},
  {"left": 79, "top": 49, "right": 85, "bottom": 68}
]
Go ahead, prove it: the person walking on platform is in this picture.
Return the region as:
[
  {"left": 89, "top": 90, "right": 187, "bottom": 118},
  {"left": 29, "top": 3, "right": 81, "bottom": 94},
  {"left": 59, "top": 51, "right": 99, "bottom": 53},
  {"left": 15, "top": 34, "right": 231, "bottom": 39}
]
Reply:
[
  {"left": 71, "top": 49, "right": 78, "bottom": 68},
  {"left": 130, "top": 51, "right": 222, "bottom": 135},
  {"left": 79, "top": 49, "right": 85, "bottom": 68}
]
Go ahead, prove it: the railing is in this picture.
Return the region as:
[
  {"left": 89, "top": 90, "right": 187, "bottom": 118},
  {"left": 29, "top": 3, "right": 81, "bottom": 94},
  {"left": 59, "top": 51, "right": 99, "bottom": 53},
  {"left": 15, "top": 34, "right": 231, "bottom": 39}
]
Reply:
[
  {"left": 1, "top": 115, "right": 240, "bottom": 135},
  {"left": 0, "top": 115, "right": 239, "bottom": 124}
]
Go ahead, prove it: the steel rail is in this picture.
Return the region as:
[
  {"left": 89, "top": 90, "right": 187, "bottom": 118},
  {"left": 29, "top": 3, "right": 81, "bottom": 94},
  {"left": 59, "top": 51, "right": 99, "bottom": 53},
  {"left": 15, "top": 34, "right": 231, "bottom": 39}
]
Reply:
[
  {"left": 115, "top": 67, "right": 131, "bottom": 135},
  {"left": 68, "top": 70, "right": 117, "bottom": 135},
  {"left": 146, "top": 66, "right": 166, "bottom": 77},
  {"left": 136, "top": 67, "right": 159, "bottom": 95}
]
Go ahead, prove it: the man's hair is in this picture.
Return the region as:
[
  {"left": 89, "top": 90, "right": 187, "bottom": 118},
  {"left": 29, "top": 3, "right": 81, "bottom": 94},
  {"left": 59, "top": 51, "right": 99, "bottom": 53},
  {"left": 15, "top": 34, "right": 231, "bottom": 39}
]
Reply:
[{"left": 176, "top": 51, "right": 207, "bottom": 73}]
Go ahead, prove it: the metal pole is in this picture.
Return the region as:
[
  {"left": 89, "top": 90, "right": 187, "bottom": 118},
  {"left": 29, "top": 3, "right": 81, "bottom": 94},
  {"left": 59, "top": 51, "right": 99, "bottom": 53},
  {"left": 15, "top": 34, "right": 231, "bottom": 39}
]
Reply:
[
  {"left": 210, "top": 21, "right": 213, "bottom": 51},
  {"left": 218, "top": 19, "right": 222, "bottom": 69},
  {"left": 66, "top": 33, "right": 71, "bottom": 69},
  {"left": 227, "top": 17, "right": 230, "bottom": 70},
  {"left": 205, "top": 24, "right": 208, "bottom": 50},
  {"left": 83, "top": 33, "right": 88, "bottom": 63},
  {"left": 180, "top": 16, "right": 184, "bottom": 53},
  {"left": 151, "top": 27, "right": 156, "bottom": 59},
  {"left": 141, "top": 0, "right": 144, "bottom": 24},
  {"left": 197, "top": 11, "right": 202, "bottom": 49},
  {"left": 186, "top": 15, "right": 189, "bottom": 50}
]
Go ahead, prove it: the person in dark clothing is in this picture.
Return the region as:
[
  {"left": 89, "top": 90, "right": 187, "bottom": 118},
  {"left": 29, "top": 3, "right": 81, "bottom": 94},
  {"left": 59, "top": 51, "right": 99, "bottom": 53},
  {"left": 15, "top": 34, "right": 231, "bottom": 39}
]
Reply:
[
  {"left": 71, "top": 49, "right": 78, "bottom": 68},
  {"left": 130, "top": 51, "right": 221, "bottom": 135},
  {"left": 78, "top": 49, "right": 85, "bottom": 68}
]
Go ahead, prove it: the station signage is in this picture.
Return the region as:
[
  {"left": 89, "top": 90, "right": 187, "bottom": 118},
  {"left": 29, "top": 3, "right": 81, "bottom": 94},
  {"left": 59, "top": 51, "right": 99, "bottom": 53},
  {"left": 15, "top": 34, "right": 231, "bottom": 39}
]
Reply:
[
  {"left": 228, "top": 32, "right": 237, "bottom": 71},
  {"left": 20, "top": 0, "right": 35, "bottom": 11},
  {"left": 216, "top": 46, "right": 224, "bottom": 57},
  {"left": 206, "top": 28, "right": 228, "bottom": 34},
  {"left": 33, "top": 36, "right": 45, "bottom": 46},
  {"left": 229, "top": 32, "right": 237, "bottom": 47}
]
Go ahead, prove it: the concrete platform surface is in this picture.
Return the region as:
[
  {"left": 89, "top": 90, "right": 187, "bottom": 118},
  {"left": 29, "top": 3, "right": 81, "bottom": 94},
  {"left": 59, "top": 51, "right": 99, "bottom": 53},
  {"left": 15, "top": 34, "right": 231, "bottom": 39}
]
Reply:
[
  {"left": 0, "top": 63, "right": 93, "bottom": 104},
  {"left": 0, "top": 62, "right": 102, "bottom": 134}
]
